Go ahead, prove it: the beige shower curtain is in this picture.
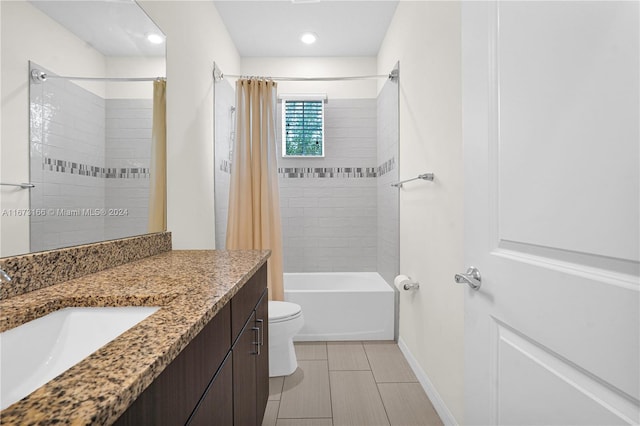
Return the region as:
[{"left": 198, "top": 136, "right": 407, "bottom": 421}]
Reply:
[
  {"left": 226, "top": 78, "right": 284, "bottom": 301},
  {"left": 148, "top": 79, "right": 166, "bottom": 233}
]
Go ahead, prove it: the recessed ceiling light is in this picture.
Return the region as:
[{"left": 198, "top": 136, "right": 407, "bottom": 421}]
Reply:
[
  {"left": 146, "top": 33, "right": 164, "bottom": 44},
  {"left": 300, "top": 32, "right": 317, "bottom": 45}
]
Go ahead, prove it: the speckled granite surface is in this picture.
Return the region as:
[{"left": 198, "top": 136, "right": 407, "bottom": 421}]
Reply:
[
  {"left": 0, "top": 232, "right": 172, "bottom": 300},
  {"left": 0, "top": 249, "right": 270, "bottom": 425}
]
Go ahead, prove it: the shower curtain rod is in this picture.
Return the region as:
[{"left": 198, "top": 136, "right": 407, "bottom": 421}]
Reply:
[
  {"left": 213, "top": 64, "right": 399, "bottom": 83},
  {"left": 217, "top": 73, "right": 395, "bottom": 82},
  {"left": 30, "top": 69, "right": 165, "bottom": 84}
]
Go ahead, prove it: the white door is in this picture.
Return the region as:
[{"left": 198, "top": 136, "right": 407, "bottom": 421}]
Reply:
[{"left": 461, "top": 2, "right": 639, "bottom": 425}]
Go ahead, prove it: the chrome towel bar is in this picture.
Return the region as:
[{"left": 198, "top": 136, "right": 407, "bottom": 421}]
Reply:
[
  {"left": 391, "top": 173, "right": 434, "bottom": 188},
  {"left": 0, "top": 183, "right": 35, "bottom": 189}
]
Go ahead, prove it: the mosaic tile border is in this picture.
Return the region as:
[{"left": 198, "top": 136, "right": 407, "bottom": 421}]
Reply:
[
  {"left": 377, "top": 157, "right": 396, "bottom": 178},
  {"left": 221, "top": 157, "right": 396, "bottom": 179},
  {"left": 278, "top": 167, "right": 378, "bottom": 178},
  {"left": 219, "top": 159, "right": 231, "bottom": 174},
  {"left": 0, "top": 232, "right": 172, "bottom": 300},
  {"left": 44, "top": 157, "right": 150, "bottom": 179}
]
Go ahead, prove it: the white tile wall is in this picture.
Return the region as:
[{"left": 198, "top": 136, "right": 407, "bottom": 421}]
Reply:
[
  {"left": 277, "top": 99, "right": 378, "bottom": 169},
  {"left": 279, "top": 99, "right": 379, "bottom": 273},
  {"left": 29, "top": 64, "right": 152, "bottom": 251},
  {"left": 377, "top": 76, "right": 400, "bottom": 286},
  {"left": 213, "top": 92, "right": 399, "bottom": 276},
  {"left": 30, "top": 70, "right": 107, "bottom": 252},
  {"left": 105, "top": 99, "right": 152, "bottom": 240},
  {"left": 213, "top": 79, "right": 235, "bottom": 249}
]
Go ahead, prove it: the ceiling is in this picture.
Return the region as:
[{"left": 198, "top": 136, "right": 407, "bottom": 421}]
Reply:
[
  {"left": 29, "top": 1, "right": 165, "bottom": 57},
  {"left": 213, "top": 1, "right": 399, "bottom": 57},
  {"left": 29, "top": 1, "right": 397, "bottom": 58}
]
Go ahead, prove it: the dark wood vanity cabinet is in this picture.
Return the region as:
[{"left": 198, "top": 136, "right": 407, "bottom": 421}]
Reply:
[
  {"left": 231, "top": 265, "right": 269, "bottom": 426},
  {"left": 255, "top": 291, "right": 269, "bottom": 423},
  {"left": 114, "top": 264, "right": 268, "bottom": 426},
  {"left": 232, "top": 311, "right": 258, "bottom": 425},
  {"left": 232, "top": 290, "right": 269, "bottom": 426}
]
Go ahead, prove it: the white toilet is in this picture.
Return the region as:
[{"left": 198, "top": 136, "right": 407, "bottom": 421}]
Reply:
[{"left": 268, "top": 301, "right": 304, "bottom": 377}]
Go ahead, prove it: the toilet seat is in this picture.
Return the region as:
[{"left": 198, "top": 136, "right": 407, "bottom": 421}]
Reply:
[{"left": 269, "top": 301, "right": 302, "bottom": 323}]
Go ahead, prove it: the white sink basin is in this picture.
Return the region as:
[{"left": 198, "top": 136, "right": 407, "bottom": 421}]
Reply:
[{"left": 0, "top": 306, "right": 159, "bottom": 410}]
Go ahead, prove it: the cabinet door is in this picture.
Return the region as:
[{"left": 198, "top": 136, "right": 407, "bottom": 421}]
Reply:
[
  {"left": 233, "top": 311, "right": 258, "bottom": 426},
  {"left": 187, "top": 352, "right": 233, "bottom": 426},
  {"left": 255, "top": 289, "right": 269, "bottom": 424},
  {"left": 231, "top": 265, "right": 267, "bottom": 341}
]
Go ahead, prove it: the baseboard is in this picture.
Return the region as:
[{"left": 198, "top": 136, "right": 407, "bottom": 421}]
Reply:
[{"left": 397, "top": 337, "right": 459, "bottom": 426}]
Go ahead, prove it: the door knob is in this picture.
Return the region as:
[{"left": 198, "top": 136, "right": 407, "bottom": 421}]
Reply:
[{"left": 455, "top": 266, "right": 481, "bottom": 290}]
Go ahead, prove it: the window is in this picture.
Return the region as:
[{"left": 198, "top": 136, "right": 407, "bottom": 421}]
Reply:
[{"left": 282, "top": 95, "right": 325, "bottom": 157}]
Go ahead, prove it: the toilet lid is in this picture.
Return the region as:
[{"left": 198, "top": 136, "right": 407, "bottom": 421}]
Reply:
[{"left": 269, "top": 301, "right": 302, "bottom": 322}]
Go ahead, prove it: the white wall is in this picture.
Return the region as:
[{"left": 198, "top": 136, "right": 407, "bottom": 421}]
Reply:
[
  {"left": 105, "top": 57, "right": 166, "bottom": 99},
  {"left": 241, "top": 57, "right": 378, "bottom": 99},
  {"left": 139, "top": 1, "right": 240, "bottom": 250},
  {"left": 378, "top": 2, "right": 464, "bottom": 423},
  {"left": 0, "top": 0, "right": 106, "bottom": 257},
  {"left": 1, "top": 0, "right": 3, "bottom": 256}
]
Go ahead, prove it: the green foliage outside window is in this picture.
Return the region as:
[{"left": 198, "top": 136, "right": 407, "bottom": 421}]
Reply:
[{"left": 283, "top": 99, "right": 324, "bottom": 157}]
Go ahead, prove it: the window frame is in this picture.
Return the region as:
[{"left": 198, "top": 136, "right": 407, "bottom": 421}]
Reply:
[{"left": 280, "top": 94, "right": 327, "bottom": 158}]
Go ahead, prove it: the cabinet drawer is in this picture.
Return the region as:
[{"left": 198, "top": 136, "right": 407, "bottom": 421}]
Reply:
[{"left": 231, "top": 264, "right": 267, "bottom": 342}]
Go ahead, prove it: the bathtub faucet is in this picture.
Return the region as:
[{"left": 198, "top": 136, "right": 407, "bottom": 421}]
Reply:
[{"left": 0, "top": 268, "right": 12, "bottom": 283}]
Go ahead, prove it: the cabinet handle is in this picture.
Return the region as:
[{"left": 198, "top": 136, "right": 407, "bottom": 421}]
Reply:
[
  {"left": 256, "top": 319, "right": 264, "bottom": 346},
  {"left": 252, "top": 327, "right": 260, "bottom": 355}
]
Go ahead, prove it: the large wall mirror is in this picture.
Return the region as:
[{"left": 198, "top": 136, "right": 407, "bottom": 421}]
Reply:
[{"left": 1, "top": 0, "right": 166, "bottom": 256}]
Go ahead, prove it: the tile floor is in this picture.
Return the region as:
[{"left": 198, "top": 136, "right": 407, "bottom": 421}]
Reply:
[{"left": 262, "top": 341, "right": 443, "bottom": 426}]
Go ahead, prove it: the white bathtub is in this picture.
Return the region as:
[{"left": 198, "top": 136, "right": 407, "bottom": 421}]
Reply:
[{"left": 284, "top": 272, "right": 395, "bottom": 341}]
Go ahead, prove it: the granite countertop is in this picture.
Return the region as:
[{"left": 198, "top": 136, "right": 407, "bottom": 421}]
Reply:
[{"left": 0, "top": 249, "right": 270, "bottom": 425}]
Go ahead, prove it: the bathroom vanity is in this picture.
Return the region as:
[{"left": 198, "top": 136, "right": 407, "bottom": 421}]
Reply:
[
  {"left": 115, "top": 264, "right": 269, "bottom": 425},
  {"left": 0, "top": 235, "right": 270, "bottom": 425}
]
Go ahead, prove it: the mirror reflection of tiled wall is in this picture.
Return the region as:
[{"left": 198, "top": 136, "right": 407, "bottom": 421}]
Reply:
[{"left": 29, "top": 64, "right": 152, "bottom": 252}]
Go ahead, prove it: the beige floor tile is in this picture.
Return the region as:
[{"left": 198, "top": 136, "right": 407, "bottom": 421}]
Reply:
[
  {"left": 294, "top": 342, "right": 328, "bottom": 360},
  {"left": 278, "top": 360, "right": 332, "bottom": 418},
  {"left": 364, "top": 342, "right": 417, "bottom": 383},
  {"left": 330, "top": 370, "right": 390, "bottom": 426},
  {"left": 327, "top": 342, "right": 370, "bottom": 371},
  {"left": 262, "top": 400, "right": 280, "bottom": 426},
  {"left": 276, "top": 419, "right": 333, "bottom": 426},
  {"left": 378, "top": 383, "right": 443, "bottom": 426},
  {"left": 269, "top": 376, "right": 285, "bottom": 401}
]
